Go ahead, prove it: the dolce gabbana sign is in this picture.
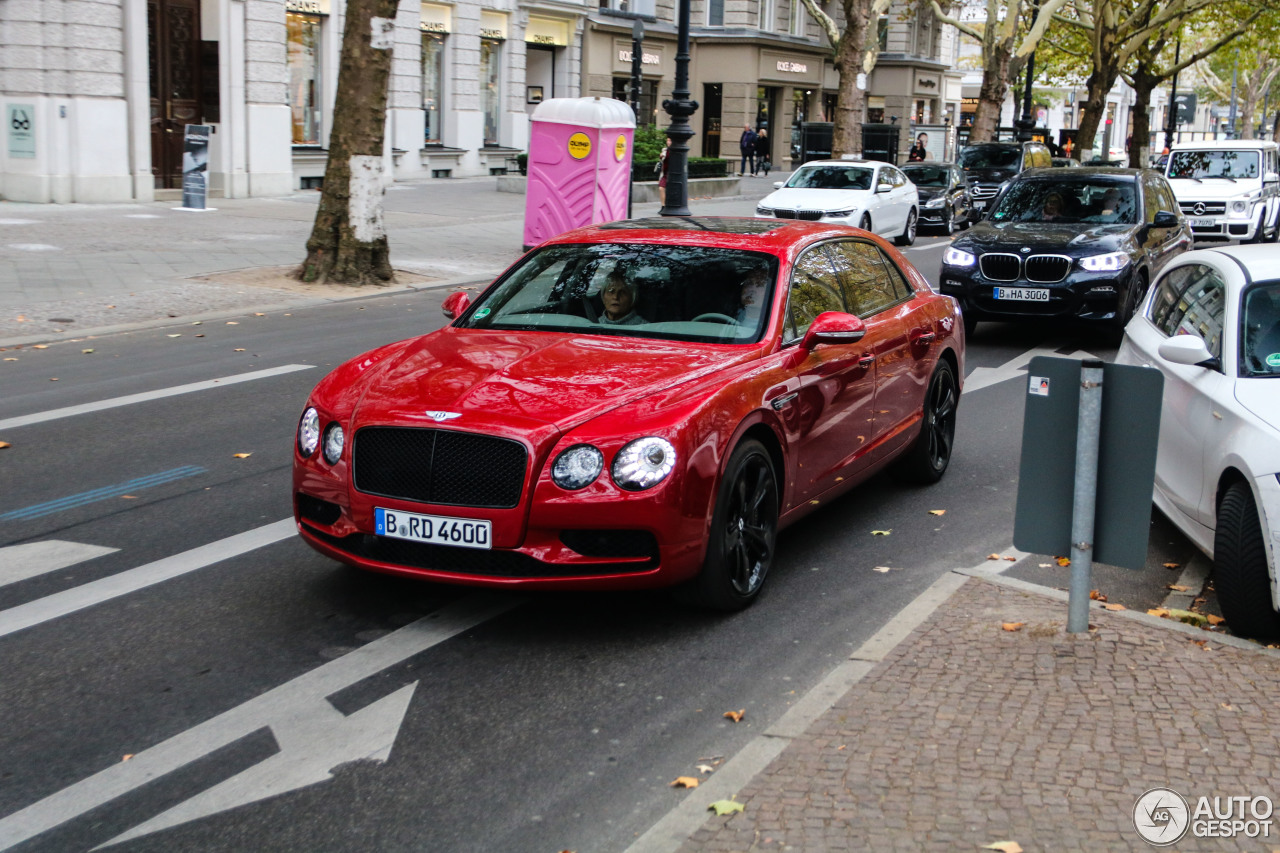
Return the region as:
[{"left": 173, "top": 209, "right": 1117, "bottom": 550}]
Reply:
[
  {"left": 776, "top": 60, "right": 807, "bottom": 73},
  {"left": 760, "top": 50, "right": 821, "bottom": 83},
  {"left": 618, "top": 49, "right": 661, "bottom": 65}
]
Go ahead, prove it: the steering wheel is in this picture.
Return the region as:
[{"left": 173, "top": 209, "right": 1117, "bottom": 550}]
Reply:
[{"left": 692, "top": 312, "right": 739, "bottom": 325}]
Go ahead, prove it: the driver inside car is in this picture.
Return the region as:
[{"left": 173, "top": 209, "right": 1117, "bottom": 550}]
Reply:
[
  {"left": 736, "top": 267, "right": 770, "bottom": 326},
  {"left": 598, "top": 266, "right": 646, "bottom": 326}
]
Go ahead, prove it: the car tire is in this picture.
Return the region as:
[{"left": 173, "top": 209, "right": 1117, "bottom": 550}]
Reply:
[
  {"left": 892, "top": 360, "right": 958, "bottom": 484},
  {"left": 1214, "top": 481, "right": 1280, "bottom": 641},
  {"left": 962, "top": 307, "right": 978, "bottom": 338},
  {"left": 681, "top": 439, "right": 779, "bottom": 611},
  {"left": 895, "top": 209, "right": 918, "bottom": 247},
  {"left": 859, "top": 213, "right": 872, "bottom": 232},
  {"left": 943, "top": 208, "right": 955, "bottom": 236},
  {"left": 1111, "top": 270, "right": 1145, "bottom": 342}
]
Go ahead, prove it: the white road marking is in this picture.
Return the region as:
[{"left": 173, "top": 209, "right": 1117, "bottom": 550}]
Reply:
[
  {"left": 0, "top": 594, "right": 520, "bottom": 851},
  {"left": 0, "top": 541, "right": 119, "bottom": 588},
  {"left": 0, "top": 364, "right": 314, "bottom": 431},
  {"left": 964, "top": 346, "right": 1099, "bottom": 395},
  {"left": 0, "top": 519, "right": 294, "bottom": 639}
]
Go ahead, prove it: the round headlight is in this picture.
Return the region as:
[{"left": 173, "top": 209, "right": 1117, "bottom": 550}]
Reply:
[
  {"left": 298, "top": 407, "right": 320, "bottom": 456},
  {"left": 611, "top": 437, "right": 677, "bottom": 491},
  {"left": 323, "top": 422, "right": 345, "bottom": 465},
  {"left": 552, "top": 444, "right": 604, "bottom": 490}
]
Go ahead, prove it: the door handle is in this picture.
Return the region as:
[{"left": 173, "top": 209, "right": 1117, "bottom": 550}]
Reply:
[
  {"left": 911, "top": 330, "right": 936, "bottom": 346},
  {"left": 858, "top": 355, "right": 874, "bottom": 367}
]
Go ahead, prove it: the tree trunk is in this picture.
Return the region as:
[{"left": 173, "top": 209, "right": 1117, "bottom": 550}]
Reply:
[
  {"left": 298, "top": 0, "right": 399, "bottom": 286},
  {"left": 1128, "top": 70, "right": 1158, "bottom": 168},
  {"left": 970, "top": 50, "right": 1012, "bottom": 143},
  {"left": 1075, "top": 68, "right": 1118, "bottom": 162},
  {"left": 831, "top": 0, "right": 871, "bottom": 158}
]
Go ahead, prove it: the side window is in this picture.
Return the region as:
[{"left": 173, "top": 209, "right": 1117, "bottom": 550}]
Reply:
[
  {"left": 826, "top": 240, "right": 908, "bottom": 316},
  {"left": 785, "top": 246, "right": 846, "bottom": 342},
  {"left": 1142, "top": 176, "right": 1161, "bottom": 223},
  {"left": 877, "top": 169, "right": 893, "bottom": 190},
  {"left": 1150, "top": 264, "right": 1226, "bottom": 358},
  {"left": 892, "top": 168, "right": 907, "bottom": 188},
  {"left": 1155, "top": 178, "right": 1178, "bottom": 215}
]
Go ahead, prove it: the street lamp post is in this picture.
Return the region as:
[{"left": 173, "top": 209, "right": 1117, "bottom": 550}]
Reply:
[
  {"left": 1163, "top": 38, "right": 1181, "bottom": 154},
  {"left": 660, "top": 0, "right": 697, "bottom": 216},
  {"left": 1014, "top": 1, "right": 1038, "bottom": 142},
  {"left": 627, "top": 18, "right": 643, "bottom": 219}
]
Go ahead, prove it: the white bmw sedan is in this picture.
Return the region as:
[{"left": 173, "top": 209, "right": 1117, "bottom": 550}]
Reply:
[
  {"left": 1117, "top": 244, "right": 1280, "bottom": 640},
  {"left": 755, "top": 159, "right": 919, "bottom": 247}
]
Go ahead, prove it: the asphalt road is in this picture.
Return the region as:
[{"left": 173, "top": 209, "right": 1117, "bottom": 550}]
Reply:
[{"left": 0, "top": 235, "right": 1208, "bottom": 852}]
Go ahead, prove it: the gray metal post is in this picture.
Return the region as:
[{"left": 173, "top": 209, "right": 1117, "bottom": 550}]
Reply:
[{"left": 1067, "top": 360, "right": 1105, "bottom": 633}]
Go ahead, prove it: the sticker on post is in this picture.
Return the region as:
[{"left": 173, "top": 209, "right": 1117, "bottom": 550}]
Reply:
[{"left": 1029, "top": 375, "right": 1050, "bottom": 397}]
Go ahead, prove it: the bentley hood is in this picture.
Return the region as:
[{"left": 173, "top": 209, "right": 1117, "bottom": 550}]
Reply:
[{"left": 345, "top": 328, "right": 755, "bottom": 433}]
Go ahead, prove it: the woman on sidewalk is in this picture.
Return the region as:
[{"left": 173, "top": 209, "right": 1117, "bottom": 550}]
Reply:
[{"left": 753, "top": 129, "right": 770, "bottom": 176}]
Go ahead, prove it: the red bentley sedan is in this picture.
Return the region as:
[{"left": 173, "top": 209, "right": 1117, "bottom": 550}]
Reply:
[{"left": 293, "top": 217, "right": 964, "bottom": 610}]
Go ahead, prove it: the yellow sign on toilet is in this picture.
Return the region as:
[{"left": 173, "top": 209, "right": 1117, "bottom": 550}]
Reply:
[
  {"left": 615, "top": 134, "right": 627, "bottom": 162},
  {"left": 568, "top": 132, "right": 592, "bottom": 160}
]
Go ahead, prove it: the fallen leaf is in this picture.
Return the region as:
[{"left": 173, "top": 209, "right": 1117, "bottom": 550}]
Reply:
[
  {"left": 1002, "top": 556, "right": 1016, "bottom": 562},
  {"left": 670, "top": 777, "right": 700, "bottom": 788},
  {"left": 254, "top": 312, "right": 265, "bottom": 316},
  {"left": 226, "top": 321, "right": 239, "bottom": 325},
  {"left": 1191, "top": 639, "right": 1210, "bottom": 649},
  {"left": 982, "top": 843, "right": 1024, "bottom": 853},
  {"left": 723, "top": 709, "right": 745, "bottom": 723},
  {"left": 1220, "top": 702, "right": 1234, "bottom": 711},
  {"left": 708, "top": 799, "right": 745, "bottom": 816},
  {"left": 810, "top": 500, "right": 820, "bottom": 505},
  {"left": 3, "top": 357, "right": 17, "bottom": 361},
  {"left": 873, "top": 566, "right": 895, "bottom": 573},
  {"left": 1166, "top": 609, "right": 1209, "bottom": 628},
  {"left": 0, "top": 442, "right": 11, "bottom": 449},
  {"left": 82, "top": 348, "right": 94, "bottom": 354},
  {"left": 1207, "top": 614, "right": 1225, "bottom": 626},
  {"left": 1102, "top": 603, "right": 1126, "bottom": 611},
  {"left": 233, "top": 453, "right": 252, "bottom": 459},
  {"left": 1056, "top": 557, "right": 1071, "bottom": 567},
  {"left": 32, "top": 344, "right": 48, "bottom": 349},
  {"left": 1166, "top": 584, "right": 1190, "bottom": 592},
  {"left": 696, "top": 764, "right": 715, "bottom": 774},
  {"left": 1147, "top": 608, "right": 1170, "bottom": 618},
  {"left": 1162, "top": 562, "right": 1181, "bottom": 569},
  {"left": 928, "top": 509, "right": 946, "bottom": 516},
  {"left": 121, "top": 754, "right": 134, "bottom": 762},
  {"left": 120, "top": 494, "right": 137, "bottom": 500},
  {"left": 836, "top": 745, "right": 846, "bottom": 751},
  {"left": 234, "top": 348, "right": 246, "bottom": 352},
  {"left": 192, "top": 321, "right": 202, "bottom": 326},
  {"left": 987, "top": 554, "right": 1002, "bottom": 561},
  {"left": 49, "top": 377, "right": 58, "bottom": 381},
  {"left": 871, "top": 529, "right": 891, "bottom": 536},
  {"left": 166, "top": 334, "right": 182, "bottom": 338},
  {"left": 1089, "top": 590, "right": 1107, "bottom": 602},
  {"left": 1038, "top": 563, "right": 1051, "bottom": 568},
  {"left": 194, "top": 334, "right": 205, "bottom": 338},
  {"left": 1002, "top": 622, "right": 1025, "bottom": 632}
]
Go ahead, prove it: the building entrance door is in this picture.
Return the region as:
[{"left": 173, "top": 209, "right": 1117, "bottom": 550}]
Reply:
[
  {"left": 702, "top": 83, "right": 722, "bottom": 158},
  {"left": 149, "top": 0, "right": 203, "bottom": 188}
]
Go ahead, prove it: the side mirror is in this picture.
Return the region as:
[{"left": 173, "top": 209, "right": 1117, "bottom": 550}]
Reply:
[
  {"left": 441, "top": 291, "right": 471, "bottom": 319},
  {"left": 1152, "top": 211, "right": 1179, "bottom": 228},
  {"left": 1265, "top": 171, "right": 1279, "bottom": 184},
  {"left": 801, "top": 311, "right": 866, "bottom": 350},
  {"left": 1158, "top": 334, "right": 1218, "bottom": 369},
  {"left": 876, "top": 183, "right": 892, "bottom": 193},
  {"left": 773, "top": 181, "right": 785, "bottom": 189}
]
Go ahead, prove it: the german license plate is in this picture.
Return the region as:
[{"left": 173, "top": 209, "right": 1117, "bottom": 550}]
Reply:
[
  {"left": 375, "top": 508, "right": 492, "bottom": 550},
  {"left": 972, "top": 200, "right": 986, "bottom": 210},
  {"left": 994, "top": 287, "right": 1050, "bottom": 302},
  {"left": 1190, "top": 218, "right": 1217, "bottom": 228}
]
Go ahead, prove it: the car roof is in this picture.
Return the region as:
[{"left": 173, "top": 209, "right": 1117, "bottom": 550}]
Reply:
[
  {"left": 1018, "top": 167, "right": 1143, "bottom": 180},
  {"left": 796, "top": 159, "right": 885, "bottom": 168},
  {"left": 902, "top": 161, "right": 956, "bottom": 169},
  {"left": 1197, "top": 244, "right": 1280, "bottom": 282},
  {"left": 542, "top": 217, "right": 873, "bottom": 254},
  {"left": 1170, "top": 139, "right": 1278, "bottom": 151}
]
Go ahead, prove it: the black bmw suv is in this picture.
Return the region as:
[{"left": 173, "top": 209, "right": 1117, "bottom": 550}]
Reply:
[{"left": 939, "top": 168, "right": 1192, "bottom": 337}]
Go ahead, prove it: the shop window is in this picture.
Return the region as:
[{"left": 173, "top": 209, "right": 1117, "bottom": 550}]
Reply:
[
  {"left": 422, "top": 32, "right": 444, "bottom": 143},
  {"left": 287, "top": 12, "right": 323, "bottom": 145},
  {"left": 481, "top": 38, "right": 502, "bottom": 146},
  {"left": 612, "top": 78, "right": 661, "bottom": 126}
]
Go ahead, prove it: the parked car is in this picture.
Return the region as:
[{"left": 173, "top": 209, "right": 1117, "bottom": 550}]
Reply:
[
  {"left": 755, "top": 159, "right": 920, "bottom": 246},
  {"left": 901, "top": 161, "right": 972, "bottom": 235},
  {"left": 956, "top": 140, "right": 1053, "bottom": 216},
  {"left": 1163, "top": 139, "right": 1280, "bottom": 243},
  {"left": 939, "top": 167, "right": 1192, "bottom": 337},
  {"left": 1116, "top": 244, "right": 1280, "bottom": 640},
  {"left": 293, "top": 218, "right": 964, "bottom": 610},
  {"left": 1051, "top": 157, "right": 1081, "bottom": 168}
]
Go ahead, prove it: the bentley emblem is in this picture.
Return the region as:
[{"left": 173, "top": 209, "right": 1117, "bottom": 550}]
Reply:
[
  {"left": 425, "top": 411, "right": 461, "bottom": 422},
  {"left": 1193, "top": 202, "right": 1207, "bottom": 216}
]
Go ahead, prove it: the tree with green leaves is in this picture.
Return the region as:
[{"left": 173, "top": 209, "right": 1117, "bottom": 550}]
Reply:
[
  {"left": 1194, "top": 9, "right": 1280, "bottom": 139},
  {"left": 298, "top": 0, "right": 400, "bottom": 286},
  {"left": 797, "top": 0, "right": 894, "bottom": 157},
  {"left": 930, "top": 0, "right": 1069, "bottom": 142}
]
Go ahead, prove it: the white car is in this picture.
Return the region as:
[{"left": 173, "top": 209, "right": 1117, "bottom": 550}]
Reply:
[
  {"left": 755, "top": 159, "right": 919, "bottom": 246},
  {"left": 1117, "top": 244, "right": 1280, "bottom": 640}
]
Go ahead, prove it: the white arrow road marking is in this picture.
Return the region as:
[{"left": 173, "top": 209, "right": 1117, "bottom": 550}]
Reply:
[
  {"left": 96, "top": 682, "right": 420, "bottom": 849},
  {"left": 0, "top": 593, "right": 520, "bottom": 851},
  {"left": 964, "top": 345, "right": 1100, "bottom": 395},
  {"left": 0, "top": 519, "right": 295, "bottom": 640},
  {"left": 0, "top": 364, "right": 314, "bottom": 432},
  {"left": 0, "top": 541, "right": 118, "bottom": 588}
]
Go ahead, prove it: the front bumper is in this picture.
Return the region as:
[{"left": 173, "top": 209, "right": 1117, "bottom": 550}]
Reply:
[
  {"left": 1183, "top": 206, "right": 1263, "bottom": 240},
  {"left": 939, "top": 262, "right": 1132, "bottom": 323}
]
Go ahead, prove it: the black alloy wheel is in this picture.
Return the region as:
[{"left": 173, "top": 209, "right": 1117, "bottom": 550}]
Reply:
[
  {"left": 1214, "top": 482, "right": 1280, "bottom": 640},
  {"left": 893, "top": 361, "right": 958, "bottom": 484},
  {"left": 683, "top": 439, "right": 779, "bottom": 611}
]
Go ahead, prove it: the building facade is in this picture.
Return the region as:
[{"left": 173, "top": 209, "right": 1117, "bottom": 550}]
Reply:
[{"left": 2, "top": 0, "right": 957, "bottom": 203}]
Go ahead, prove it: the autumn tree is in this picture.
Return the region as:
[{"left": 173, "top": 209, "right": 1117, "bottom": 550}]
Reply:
[
  {"left": 798, "top": 0, "right": 893, "bottom": 157},
  {"left": 298, "top": 0, "right": 400, "bottom": 285},
  {"left": 1195, "top": 9, "right": 1280, "bottom": 139},
  {"left": 930, "top": 0, "right": 1069, "bottom": 142}
]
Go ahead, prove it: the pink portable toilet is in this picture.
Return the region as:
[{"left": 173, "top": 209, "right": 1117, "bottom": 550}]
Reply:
[{"left": 524, "top": 97, "right": 636, "bottom": 249}]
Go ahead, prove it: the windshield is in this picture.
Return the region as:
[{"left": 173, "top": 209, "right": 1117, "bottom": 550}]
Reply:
[
  {"left": 957, "top": 146, "right": 1020, "bottom": 170},
  {"left": 458, "top": 243, "right": 779, "bottom": 344},
  {"left": 988, "top": 179, "right": 1137, "bottom": 225},
  {"left": 784, "top": 165, "right": 873, "bottom": 190},
  {"left": 1168, "top": 150, "right": 1260, "bottom": 181},
  {"left": 902, "top": 165, "right": 949, "bottom": 187},
  {"left": 1242, "top": 282, "right": 1280, "bottom": 377}
]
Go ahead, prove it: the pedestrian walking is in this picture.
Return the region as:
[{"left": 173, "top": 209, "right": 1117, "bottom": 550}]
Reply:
[
  {"left": 739, "top": 125, "right": 757, "bottom": 176},
  {"left": 753, "top": 129, "right": 770, "bottom": 176}
]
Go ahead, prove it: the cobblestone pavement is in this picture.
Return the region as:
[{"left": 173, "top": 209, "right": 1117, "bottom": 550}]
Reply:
[{"left": 676, "top": 576, "right": 1280, "bottom": 852}]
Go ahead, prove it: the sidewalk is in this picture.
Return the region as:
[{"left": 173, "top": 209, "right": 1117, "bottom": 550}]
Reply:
[
  {"left": 0, "top": 175, "right": 773, "bottom": 347},
  {"left": 639, "top": 566, "right": 1280, "bottom": 852}
]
